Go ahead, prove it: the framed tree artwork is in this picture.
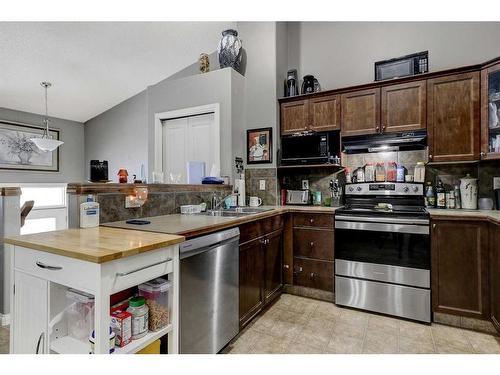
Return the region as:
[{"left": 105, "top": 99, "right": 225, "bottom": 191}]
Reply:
[
  {"left": 0, "top": 120, "right": 60, "bottom": 172},
  {"left": 247, "top": 127, "right": 272, "bottom": 164}
]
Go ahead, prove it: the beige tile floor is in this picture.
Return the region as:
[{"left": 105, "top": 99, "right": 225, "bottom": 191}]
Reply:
[
  {"left": 0, "top": 325, "right": 9, "bottom": 354},
  {"left": 222, "top": 294, "right": 500, "bottom": 354}
]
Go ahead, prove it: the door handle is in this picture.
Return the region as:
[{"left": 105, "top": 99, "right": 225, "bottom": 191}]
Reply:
[
  {"left": 36, "top": 331, "right": 44, "bottom": 354},
  {"left": 36, "top": 261, "right": 62, "bottom": 271}
]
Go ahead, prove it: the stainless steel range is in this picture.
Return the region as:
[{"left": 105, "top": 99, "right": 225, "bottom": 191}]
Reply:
[{"left": 334, "top": 182, "right": 431, "bottom": 323}]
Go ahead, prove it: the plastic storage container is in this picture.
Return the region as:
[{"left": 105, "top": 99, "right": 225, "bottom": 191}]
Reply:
[
  {"left": 375, "top": 162, "right": 386, "bottom": 182},
  {"left": 386, "top": 162, "right": 397, "bottom": 182},
  {"left": 127, "top": 296, "right": 149, "bottom": 339},
  {"left": 364, "top": 163, "right": 375, "bottom": 182},
  {"left": 138, "top": 278, "right": 171, "bottom": 331},
  {"left": 66, "top": 288, "right": 95, "bottom": 342},
  {"left": 414, "top": 162, "right": 426, "bottom": 183}
]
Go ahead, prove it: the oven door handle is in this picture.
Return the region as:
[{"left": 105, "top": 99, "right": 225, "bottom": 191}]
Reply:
[
  {"left": 335, "top": 220, "right": 429, "bottom": 235},
  {"left": 335, "top": 215, "right": 429, "bottom": 225}
]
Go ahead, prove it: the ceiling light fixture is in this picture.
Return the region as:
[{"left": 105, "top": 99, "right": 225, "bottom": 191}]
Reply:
[{"left": 30, "top": 82, "right": 64, "bottom": 152}]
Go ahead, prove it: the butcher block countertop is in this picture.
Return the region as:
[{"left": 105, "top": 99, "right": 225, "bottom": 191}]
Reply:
[
  {"left": 4, "top": 227, "right": 185, "bottom": 263},
  {"left": 102, "top": 206, "right": 339, "bottom": 238}
]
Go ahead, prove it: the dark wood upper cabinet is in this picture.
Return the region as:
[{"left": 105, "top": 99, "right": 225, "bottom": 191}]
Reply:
[
  {"left": 431, "top": 219, "right": 490, "bottom": 319},
  {"left": 427, "top": 72, "right": 480, "bottom": 162},
  {"left": 263, "top": 229, "right": 283, "bottom": 304},
  {"left": 309, "top": 94, "right": 341, "bottom": 132},
  {"left": 481, "top": 62, "right": 500, "bottom": 160},
  {"left": 381, "top": 81, "right": 426, "bottom": 133},
  {"left": 281, "top": 99, "right": 309, "bottom": 135},
  {"left": 341, "top": 88, "right": 381, "bottom": 136},
  {"left": 490, "top": 222, "right": 500, "bottom": 333}
]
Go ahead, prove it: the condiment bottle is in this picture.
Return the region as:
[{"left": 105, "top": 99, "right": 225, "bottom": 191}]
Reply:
[
  {"left": 436, "top": 180, "right": 446, "bottom": 209},
  {"left": 425, "top": 182, "right": 435, "bottom": 208},
  {"left": 386, "top": 162, "right": 397, "bottom": 182}
]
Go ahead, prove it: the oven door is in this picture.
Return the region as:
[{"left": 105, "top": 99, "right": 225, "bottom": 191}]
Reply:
[{"left": 334, "top": 215, "right": 430, "bottom": 270}]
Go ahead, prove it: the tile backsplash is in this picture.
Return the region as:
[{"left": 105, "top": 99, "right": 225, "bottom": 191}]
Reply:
[{"left": 245, "top": 168, "right": 278, "bottom": 206}]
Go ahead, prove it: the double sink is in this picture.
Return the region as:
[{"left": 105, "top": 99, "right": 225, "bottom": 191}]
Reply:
[{"left": 195, "top": 207, "right": 273, "bottom": 218}]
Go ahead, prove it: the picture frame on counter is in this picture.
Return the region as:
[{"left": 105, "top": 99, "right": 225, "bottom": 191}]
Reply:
[
  {"left": 247, "top": 127, "right": 272, "bottom": 164},
  {"left": 0, "top": 120, "right": 60, "bottom": 172}
]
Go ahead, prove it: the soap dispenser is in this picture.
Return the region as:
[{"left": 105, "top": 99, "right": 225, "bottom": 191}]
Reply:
[{"left": 80, "top": 194, "right": 100, "bottom": 228}]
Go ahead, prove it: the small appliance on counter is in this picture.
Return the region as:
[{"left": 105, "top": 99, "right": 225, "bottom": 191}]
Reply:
[
  {"left": 285, "top": 69, "right": 298, "bottom": 97},
  {"left": 90, "top": 160, "right": 109, "bottom": 182},
  {"left": 301, "top": 75, "right": 315, "bottom": 94},
  {"left": 286, "top": 189, "right": 310, "bottom": 205},
  {"left": 234, "top": 157, "right": 246, "bottom": 206}
]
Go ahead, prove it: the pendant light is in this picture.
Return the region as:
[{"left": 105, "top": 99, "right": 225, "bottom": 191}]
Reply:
[{"left": 30, "top": 82, "right": 64, "bottom": 152}]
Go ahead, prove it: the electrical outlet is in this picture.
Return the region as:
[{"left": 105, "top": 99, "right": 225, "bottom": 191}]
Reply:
[
  {"left": 494, "top": 177, "right": 500, "bottom": 190},
  {"left": 302, "top": 180, "right": 309, "bottom": 190},
  {"left": 259, "top": 180, "right": 266, "bottom": 190}
]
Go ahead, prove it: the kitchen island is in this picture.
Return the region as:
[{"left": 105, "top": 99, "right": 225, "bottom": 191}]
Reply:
[{"left": 4, "top": 227, "right": 184, "bottom": 354}]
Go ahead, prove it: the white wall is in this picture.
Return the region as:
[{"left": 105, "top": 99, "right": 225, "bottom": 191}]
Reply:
[
  {"left": 84, "top": 91, "right": 148, "bottom": 182},
  {"left": 288, "top": 22, "right": 500, "bottom": 91},
  {"left": 0, "top": 107, "right": 85, "bottom": 183}
]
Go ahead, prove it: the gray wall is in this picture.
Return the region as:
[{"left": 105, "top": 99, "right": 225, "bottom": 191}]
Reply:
[
  {"left": 288, "top": 22, "right": 500, "bottom": 90},
  {"left": 0, "top": 107, "right": 85, "bottom": 183},
  {"left": 84, "top": 91, "right": 148, "bottom": 182}
]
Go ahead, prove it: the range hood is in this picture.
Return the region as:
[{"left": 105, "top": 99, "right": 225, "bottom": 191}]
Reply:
[{"left": 342, "top": 130, "right": 427, "bottom": 154}]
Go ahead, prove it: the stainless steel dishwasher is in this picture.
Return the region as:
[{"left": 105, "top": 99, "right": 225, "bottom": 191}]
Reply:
[{"left": 179, "top": 227, "right": 239, "bottom": 354}]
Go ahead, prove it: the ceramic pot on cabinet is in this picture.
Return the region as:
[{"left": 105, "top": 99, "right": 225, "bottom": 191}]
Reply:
[{"left": 460, "top": 174, "right": 478, "bottom": 210}]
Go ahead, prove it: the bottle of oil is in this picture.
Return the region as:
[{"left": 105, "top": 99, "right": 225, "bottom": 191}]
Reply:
[
  {"left": 436, "top": 180, "right": 446, "bottom": 209},
  {"left": 425, "top": 182, "right": 435, "bottom": 208}
]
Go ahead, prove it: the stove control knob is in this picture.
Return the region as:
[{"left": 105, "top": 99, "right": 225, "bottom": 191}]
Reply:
[
  {"left": 356, "top": 186, "right": 362, "bottom": 192},
  {"left": 403, "top": 186, "right": 409, "bottom": 193},
  {"left": 413, "top": 186, "right": 419, "bottom": 193},
  {"left": 348, "top": 186, "right": 354, "bottom": 192}
]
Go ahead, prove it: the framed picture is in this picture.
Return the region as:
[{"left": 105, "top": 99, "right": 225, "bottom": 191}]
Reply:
[
  {"left": 247, "top": 127, "right": 272, "bottom": 164},
  {"left": 0, "top": 120, "right": 60, "bottom": 172}
]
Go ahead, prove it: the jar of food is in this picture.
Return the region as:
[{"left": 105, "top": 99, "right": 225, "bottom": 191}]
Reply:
[
  {"left": 345, "top": 168, "right": 352, "bottom": 184},
  {"left": 396, "top": 164, "right": 406, "bottom": 182},
  {"left": 127, "top": 296, "right": 149, "bottom": 339},
  {"left": 375, "top": 162, "right": 386, "bottom": 182},
  {"left": 386, "top": 162, "right": 397, "bottom": 182},
  {"left": 354, "top": 167, "right": 365, "bottom": 183},
  {"left": 364, "top": 163, "right": 375, "bottom": 182},
  {"left": 139, "top": 279, "right": 171, "bottom": 331},
  {"left": 414, "top": 162, "right": 426, "bottom": 183}
]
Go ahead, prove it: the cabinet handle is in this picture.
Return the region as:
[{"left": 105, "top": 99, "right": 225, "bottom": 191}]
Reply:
[
  {"left": 310, "top": 272, "right": 315, "bottom": 278},
  {"left": 36, "top": 261, "right": 62, "bottom": 271},
  {"left": 429, "top": 154, "right": 433, "bottom": 159},
  {"left": 382, "top": 125, "right": 386, "bottom": 131},
  {"left": 35, "top": 332, "right": 44, "bottom": 354},
  {"left": 298, "top": 267, "right": 303, "bottom": 272},
  {"left": 480, "top": 151, "right": 485, "bottom": 158},
  {"left": 283, "top": 264, "right": 289, "bottom": 269},
  {"left": 433, "top": 223, "right": 436, "bottom": 229},
  {"left": 309, "top": 218, "right": 314, "bottom": 224},
  {"left": 116, "top": 259, "right": 172, "bottom": 277},
  {"left": 310, "top": 241, "right": 314, "bottom": 247}
]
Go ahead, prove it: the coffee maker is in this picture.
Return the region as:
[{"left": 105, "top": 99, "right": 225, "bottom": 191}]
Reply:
[{"left": 285, "top": 69, "right": 298, "bottom": 97}]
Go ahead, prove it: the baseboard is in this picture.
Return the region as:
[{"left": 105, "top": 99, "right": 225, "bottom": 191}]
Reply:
[
  {"left": 0, "top": 313, "right": 10, "bottom": 326},
  {"left": 283, "top": 284, "right": 334, "bottom": 302}
]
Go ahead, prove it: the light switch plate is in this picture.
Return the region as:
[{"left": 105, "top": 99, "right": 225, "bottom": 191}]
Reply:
[
  {"left": 302, "top": 180, "right": 309, "bottom": 190},
  {"left": 494, "top": 177, "right": 500, "bottom": 190},
  {"left": 259, "top": 180, "right": 266, "bottom": 190}
]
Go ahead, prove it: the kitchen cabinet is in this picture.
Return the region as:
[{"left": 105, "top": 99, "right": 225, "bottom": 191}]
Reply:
[
  {"left": 490, "top": 222, "right": 500, "bottom": 332},
  {"left": 239, "top": 217, "right": 284, "bottom": 328},
  {"left": 481, "top": 61, "right": 500, "bottom": 160},
  {"left": 381, "top": 80, "right": 427, "bottom": 133},
  {"left": 280, "top": 95, "right": 340, "bottom": 135},
  {"left": 12, "top": 271, "right": 48, "bottom": 354},
  {"left": 431, "top": 219, "right": 489, "bottom": 319},
  {"left": 293, "top": 257, "right": 334, "bottom": 291},
  {"left": 280, "top": 99, "right": 309, "bottom": 135},
  {"left": 427, "top": 72, "right": 480, "bottom": 162},
  {"left": 340, "top": 88, "right": 380, "bottom": 136}
]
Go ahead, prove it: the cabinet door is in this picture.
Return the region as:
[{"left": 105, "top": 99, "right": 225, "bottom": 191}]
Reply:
[
  {"left": 263, "top": 230, "right": 283, "bottom": 304},
  {"left": 431, "top": 219, "right": 489, "bottom": 319},
  {"left": 293, "top": 228, "right": 334, "bottom": 261},
  {"left": 280, "top": 100, "right": 309, "bottom": 135},
  {"left": 13, "top": 271, "right": 48, "bottom": 354},
  {"left": 490, "top": 223, "right": 500, "bottom": 332},
  {"left": 341, "top": 88, "right": 380, "bottom": 136},
  {"left": 310, "top": 95, "right": 341, "bottom": 132},
  {"left": 481, "top": 62, "right": 500, "bottom": 160},
  {"left": 427, "top": 72, "right": 480, "bottom": 162},
  {"left": 381, "top": 81, "right": 426, "bottom": 133},
  {"left": 239, "top": 237, "right": 264, "bottom": 327},
  {"left": 293, "top": 257, "right": 334, "bottom": 292}
]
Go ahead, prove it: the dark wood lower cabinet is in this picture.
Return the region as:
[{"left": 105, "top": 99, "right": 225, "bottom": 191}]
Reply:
[
  {"left": 293, "top": 228, "right": 334, "bottom": 261},
  {"left": 293, "top": 257, "right": 334, "bottom": 291},
  {"left": 490, "top": 222, "right": 500, "bottom": 332},
  {"left": 431, "top": 219, "right": 490, "bottom": 319},
  {"left": 239, "top": 219, "right": 284, "bottom": 328}
]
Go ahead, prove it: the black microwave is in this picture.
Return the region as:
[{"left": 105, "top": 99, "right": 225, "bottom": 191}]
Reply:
[
  {"left": 280, "top": 131, "right": 338, "bottom": 165},
  {"left": 375, "top": 51, "right": 429, "bottom": 81}
]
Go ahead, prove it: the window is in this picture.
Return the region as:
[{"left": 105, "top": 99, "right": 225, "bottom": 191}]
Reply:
[{"left": 161, "top": 112, "right": 219, "bottom": 184}]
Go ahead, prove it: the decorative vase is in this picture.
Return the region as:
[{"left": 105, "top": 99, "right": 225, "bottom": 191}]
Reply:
[{"left": 217, "top": 29, "right": 242, "bottom": 73}]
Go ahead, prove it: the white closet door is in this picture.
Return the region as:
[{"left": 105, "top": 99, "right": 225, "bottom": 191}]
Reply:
[
  {"left": 162, "top": 118, "right": 188, "bottom": 183},
  {"left": 187, "top": 113, "right": 216, "bottom": 173}
]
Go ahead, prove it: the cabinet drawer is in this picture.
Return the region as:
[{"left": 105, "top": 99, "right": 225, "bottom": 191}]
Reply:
[
  {"left": 293, "top": 257, "right": 334, "bottom": 292},
  {"left": 293, "top": 213, "right": 334, "bottom": 228},
  {"left": 239, "top": 215, "right": 284, "bottom": 244},
  {"left": 293, "top": 228, "right": 334, "bottom": 261},
  {"left": 14, "top": 246, "right": 99, "bottom": 292}
]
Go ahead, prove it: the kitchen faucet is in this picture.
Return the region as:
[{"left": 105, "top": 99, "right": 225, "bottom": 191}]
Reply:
[{"left": 211, "top": 192, "right": 238, "bottom": 210}]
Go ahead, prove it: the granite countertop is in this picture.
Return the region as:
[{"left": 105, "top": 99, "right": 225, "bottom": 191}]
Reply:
[
  {"left": 5, "top": 227, "right": 185, "bottom": 263},
  {"left": 427, "top": 208, "right": 500, "bottom": 224},
  {"left": 102, "top": 206, "right": 340, "bottom": 238}
]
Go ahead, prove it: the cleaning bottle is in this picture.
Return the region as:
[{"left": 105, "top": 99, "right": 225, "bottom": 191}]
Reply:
[{"left": 80, "top": 194, "right": 100, "bottom": 228}]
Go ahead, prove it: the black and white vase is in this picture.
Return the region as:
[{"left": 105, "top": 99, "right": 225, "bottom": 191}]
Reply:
[{"left": 217, "top": 29, "right": 242, "bottom": 73}]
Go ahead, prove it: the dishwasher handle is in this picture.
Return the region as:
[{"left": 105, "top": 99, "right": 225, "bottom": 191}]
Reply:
[{"left": 180, "top": 237, "right": 238, "bottom": 259}]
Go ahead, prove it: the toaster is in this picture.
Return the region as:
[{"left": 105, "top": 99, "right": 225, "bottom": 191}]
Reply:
[{"left": 286, "top": 190, "right": 310, "bottom": 205}]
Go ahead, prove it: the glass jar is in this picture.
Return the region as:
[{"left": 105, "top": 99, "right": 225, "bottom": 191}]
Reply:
[
  {"left": 386, "top": 162, "right": 397, "bottom": 182},
  {"left": 364, "top": 163, "right": 375, "bottom": 182},
  {"left": 127, "top": 296, "right": 149, "bottom": 340},
  {"left": 414, "top": 162, "right": 426, "bottom": 183},
  {"left": 375, "top": 162, "right": 386, "bottom": 182}
]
